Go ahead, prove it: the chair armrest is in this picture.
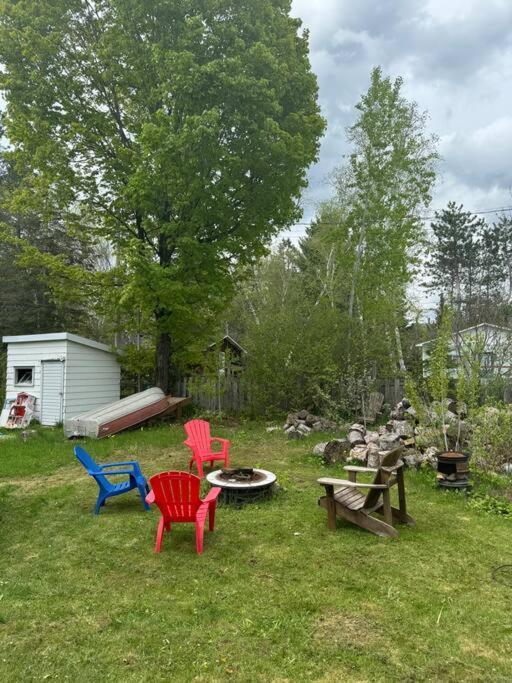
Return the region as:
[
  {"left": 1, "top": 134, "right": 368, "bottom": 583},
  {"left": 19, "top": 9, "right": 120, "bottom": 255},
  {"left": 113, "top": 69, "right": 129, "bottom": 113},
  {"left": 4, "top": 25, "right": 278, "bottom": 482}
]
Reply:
[
  {"left": 145, "top": 490, "right": 155, "bottom": 504},
  {"left": 317, "top": 477, "right": 387, "bottom": 489},
  {"left": 343, "top": 465, "right": 378, "bottom": 473},
  {"left": 202, "top": 487, "right": 221, "bottom": 504},
  {"left": 99, "top": 469, "right": 136, "bottom": 476},
  {"left": 100, "top": 461, "right": 137, "bottom": 469},
  {"left": 210, "top": 437, "right": 230, "bottom": 448}
]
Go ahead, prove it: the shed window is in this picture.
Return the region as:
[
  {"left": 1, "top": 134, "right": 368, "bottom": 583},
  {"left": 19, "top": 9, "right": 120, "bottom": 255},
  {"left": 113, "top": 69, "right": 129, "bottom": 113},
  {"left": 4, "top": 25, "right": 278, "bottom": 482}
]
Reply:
[{"left": 14, "top": 367, "right": 34, "bottom": 386}]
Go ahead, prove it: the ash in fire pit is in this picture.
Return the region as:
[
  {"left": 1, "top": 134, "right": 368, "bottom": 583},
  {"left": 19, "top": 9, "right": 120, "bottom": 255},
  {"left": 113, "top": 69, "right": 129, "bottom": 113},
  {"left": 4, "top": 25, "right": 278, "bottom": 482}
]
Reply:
[{"left": 206, "top": 468, "right": 276, "bottom": 506}]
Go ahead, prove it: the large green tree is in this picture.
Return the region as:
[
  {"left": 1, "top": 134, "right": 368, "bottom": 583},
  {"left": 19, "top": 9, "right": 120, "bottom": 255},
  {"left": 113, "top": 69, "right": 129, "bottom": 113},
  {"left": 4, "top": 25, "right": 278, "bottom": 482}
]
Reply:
[
  {"left": 301, "top": 68, "right": 438, "bottom": 377},
  {"left": 0, "top": 153, "right": 97, "bottom": 339},
  {"left": 0, "top": 0, "right": 324, "bottom": 391}
]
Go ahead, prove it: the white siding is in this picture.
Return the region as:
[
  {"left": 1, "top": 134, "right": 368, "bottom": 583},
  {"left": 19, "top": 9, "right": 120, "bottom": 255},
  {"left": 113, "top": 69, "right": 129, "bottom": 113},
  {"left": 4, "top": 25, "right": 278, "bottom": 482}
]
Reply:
[
  {"left": 4, "top": 336, "right": 120, "bottom": 425},
  {"left": 63, "top": 341, "right": 120, "bottom": 419},
  {"left": 41, "top": 360, "right": 65, "bottom": 424},
  {"left": 5, "top": 340, "right": 67, "bottom": 422}
]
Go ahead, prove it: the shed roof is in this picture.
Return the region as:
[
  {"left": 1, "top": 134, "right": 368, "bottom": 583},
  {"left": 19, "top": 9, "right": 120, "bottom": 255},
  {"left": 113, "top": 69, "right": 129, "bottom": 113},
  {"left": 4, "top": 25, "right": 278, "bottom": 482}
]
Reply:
[{"left": 2, "top": 332, "right": 113, "bottom": 354}]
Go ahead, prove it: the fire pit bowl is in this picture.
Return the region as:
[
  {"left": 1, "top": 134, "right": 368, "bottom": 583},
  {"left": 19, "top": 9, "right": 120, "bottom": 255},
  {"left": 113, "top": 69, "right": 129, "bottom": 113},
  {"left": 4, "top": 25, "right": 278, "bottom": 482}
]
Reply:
[
  {"left": 437, "top": 451, "right": 471, "bottom": 489},
  {"left": 206, "top": 468, "right": 276, "bottom": 506}
]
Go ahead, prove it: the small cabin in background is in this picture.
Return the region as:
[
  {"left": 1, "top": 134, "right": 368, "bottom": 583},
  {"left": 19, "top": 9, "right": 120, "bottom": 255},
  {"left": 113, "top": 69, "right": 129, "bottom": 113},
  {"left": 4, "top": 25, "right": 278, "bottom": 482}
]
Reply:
[
  {"left": 417, "top": 323, "right": 512, "bottom": 380},
  {"left": 178, "top": 334, "right": 247, "bottom": 413},
  {"left": 2, "top": 333, "right": 120, "bottom": 426}
]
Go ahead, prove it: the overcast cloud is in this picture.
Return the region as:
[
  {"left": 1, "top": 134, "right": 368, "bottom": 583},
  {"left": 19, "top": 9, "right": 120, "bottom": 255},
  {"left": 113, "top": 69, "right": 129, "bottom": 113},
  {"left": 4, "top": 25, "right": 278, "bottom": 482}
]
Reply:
[{"left": 289, "top": 0, "right": 512, "bottom": 231}]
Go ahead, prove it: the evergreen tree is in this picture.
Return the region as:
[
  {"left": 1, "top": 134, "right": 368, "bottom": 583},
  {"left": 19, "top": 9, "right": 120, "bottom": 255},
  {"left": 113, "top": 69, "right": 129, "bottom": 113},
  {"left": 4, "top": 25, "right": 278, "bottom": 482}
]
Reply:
[{"left": 426, "top": 202, "right": 485, "bottom": 323}]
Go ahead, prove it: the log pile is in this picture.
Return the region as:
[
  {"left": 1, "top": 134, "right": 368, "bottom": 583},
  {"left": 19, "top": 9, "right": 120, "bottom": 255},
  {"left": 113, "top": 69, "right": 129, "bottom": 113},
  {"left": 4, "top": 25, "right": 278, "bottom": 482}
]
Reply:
[
  {"left": 283, "top": 410, "right": 341, "bottom": 439},
  {"left": 312, "top": 398, "right": 436, "bottom": 468}
]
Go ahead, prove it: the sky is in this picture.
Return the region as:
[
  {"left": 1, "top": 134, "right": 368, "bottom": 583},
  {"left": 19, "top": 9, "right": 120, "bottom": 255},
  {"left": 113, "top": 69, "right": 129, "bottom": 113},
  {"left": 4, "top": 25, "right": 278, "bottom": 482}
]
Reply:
[{"left": 285, "top": 0, "right": 512, "bottom": 313}]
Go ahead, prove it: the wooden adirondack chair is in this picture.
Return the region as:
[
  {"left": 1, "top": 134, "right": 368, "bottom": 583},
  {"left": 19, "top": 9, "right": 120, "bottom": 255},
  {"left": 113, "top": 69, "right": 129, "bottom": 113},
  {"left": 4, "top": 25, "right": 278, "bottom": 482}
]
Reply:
[
  {"left": 145, "top": 471, "right": 221, "bottom": 554},
  {"left": 74, "top": 445, "right": 150, "bottom": 514},
  {"left": 183, "top": 419, "right": 231, "bottom": 478},
  {"left": 317, "top": 448, "right": 415, "bottom": 538}
]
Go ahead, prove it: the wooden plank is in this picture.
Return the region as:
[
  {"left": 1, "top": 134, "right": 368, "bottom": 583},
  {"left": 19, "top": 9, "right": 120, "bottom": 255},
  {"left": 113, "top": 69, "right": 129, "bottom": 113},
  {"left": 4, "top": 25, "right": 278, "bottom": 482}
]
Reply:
[{"left": 318, "top": 477, "right": 386, "bottom": 489}]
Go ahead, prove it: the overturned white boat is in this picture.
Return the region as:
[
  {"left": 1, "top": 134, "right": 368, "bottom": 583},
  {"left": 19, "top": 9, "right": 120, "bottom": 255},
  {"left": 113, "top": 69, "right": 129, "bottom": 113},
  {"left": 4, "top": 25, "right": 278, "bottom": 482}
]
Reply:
[{"left": 64, "top": 387, "right": 190, "bottom": 439}]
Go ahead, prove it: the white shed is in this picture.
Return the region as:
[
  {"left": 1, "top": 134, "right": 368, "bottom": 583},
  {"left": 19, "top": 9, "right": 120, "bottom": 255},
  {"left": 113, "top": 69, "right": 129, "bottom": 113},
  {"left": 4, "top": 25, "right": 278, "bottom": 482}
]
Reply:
[{"left": 2, "top": 333, "right": 120, "bottom": 426}]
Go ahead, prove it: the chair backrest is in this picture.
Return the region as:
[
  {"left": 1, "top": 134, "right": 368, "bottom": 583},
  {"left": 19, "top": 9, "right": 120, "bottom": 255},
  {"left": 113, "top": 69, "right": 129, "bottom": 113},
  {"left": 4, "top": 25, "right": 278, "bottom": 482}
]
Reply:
[
  {"left": 184, "top": 419, "right": 212, "bottom": 453},
  {"left": 74, "top": 445, "right": 100, "bottom": 473},
  {"left": 149, "top": 471, "right": 202, "bottom": 521},
  {"left": 74, "top": 446, "right": 109, "bottom": 487},
  {"left": 364, "top": 447, "right": 404, "bottom": 509}
]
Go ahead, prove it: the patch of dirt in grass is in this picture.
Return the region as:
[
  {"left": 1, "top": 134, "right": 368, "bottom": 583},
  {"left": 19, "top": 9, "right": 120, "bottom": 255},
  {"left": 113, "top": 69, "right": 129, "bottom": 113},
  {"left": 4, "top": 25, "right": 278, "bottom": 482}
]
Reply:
[
  {"left": 3, "top": 466, "right": 83, "bottom": 494},
  {"left": 313, "top": 609, "right": 382, "bottom": 649},
  {"left": 460, "top": 638, "right": 509, "bottom": 664}
]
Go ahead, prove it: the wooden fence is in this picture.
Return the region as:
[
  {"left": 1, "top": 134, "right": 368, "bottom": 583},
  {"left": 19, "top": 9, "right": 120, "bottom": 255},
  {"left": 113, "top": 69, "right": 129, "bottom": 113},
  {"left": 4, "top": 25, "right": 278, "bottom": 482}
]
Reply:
[
  {"left": 177, "top": 373, "right": 405, "bottom": 415},
  {"left": 177, "top": 373, "right": 247, "bottom": 414}
]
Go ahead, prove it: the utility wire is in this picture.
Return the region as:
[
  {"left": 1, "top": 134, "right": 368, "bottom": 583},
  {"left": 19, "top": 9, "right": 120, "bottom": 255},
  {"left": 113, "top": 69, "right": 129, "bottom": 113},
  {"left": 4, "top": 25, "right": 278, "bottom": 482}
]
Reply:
[{"left": 284, "top": 203, "right": 512, "bottom": 230}]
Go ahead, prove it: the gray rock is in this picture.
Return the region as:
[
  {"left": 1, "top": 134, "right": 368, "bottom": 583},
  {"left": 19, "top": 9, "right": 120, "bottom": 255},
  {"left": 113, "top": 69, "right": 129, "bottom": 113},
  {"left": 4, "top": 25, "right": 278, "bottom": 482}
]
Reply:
[
  {"left": 366, "top": 443, "right": 381, "bottom": 467},
  {"left": 313, "top": 442, "right": 328, "bottom": 456},
  {"left": 266, "top": 426, "right": 280, "bottom": 433},
  {"left": 364, "top": 431, "right": 380, "bottom": 445},
  {"left": 297, "top": 423, "right": 311, "bottom": 435},
  {"left": 379, "top": 432, "right": 401, "bottom": 450},
  {"left": 323, "top": 439, "right": 351, "bottom": 465},
  {"left": 350, "top": 445, "right": 369, "bottom": 462},
  {"left": 287, "top": 428, "right": 302, "bottom": 440}
]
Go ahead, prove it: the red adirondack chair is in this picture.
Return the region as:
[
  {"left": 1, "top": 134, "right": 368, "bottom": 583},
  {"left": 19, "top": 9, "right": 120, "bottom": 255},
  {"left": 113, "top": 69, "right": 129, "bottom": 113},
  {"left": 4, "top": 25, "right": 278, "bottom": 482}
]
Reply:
[
  {"left": 183, "top": 419, "right": 231, "bottom": 478},
  {"left": 145, "top": 471, "right": 221, "bottom": 554}
]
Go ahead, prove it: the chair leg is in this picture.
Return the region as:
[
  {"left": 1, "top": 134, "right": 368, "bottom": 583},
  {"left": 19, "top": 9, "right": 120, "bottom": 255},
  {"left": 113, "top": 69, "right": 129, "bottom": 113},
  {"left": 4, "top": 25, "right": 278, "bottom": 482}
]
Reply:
[
  {"left": 138, "top": 484, "right": 150, "bottom": 511},
  {"left": 195, "top": 519, "right": 205, "bottom": 554},
  {"left": 208, "top": 501, "right": 216, "bottom": 532},
  {"left": 95, "top": 494, "right": 105, "bottom": 515},
  {"left": 196, "top": 459, "right": 204, "bottom": 479},
  {"left": 155, "top": 517, "right": 165, "bottom": 553}
]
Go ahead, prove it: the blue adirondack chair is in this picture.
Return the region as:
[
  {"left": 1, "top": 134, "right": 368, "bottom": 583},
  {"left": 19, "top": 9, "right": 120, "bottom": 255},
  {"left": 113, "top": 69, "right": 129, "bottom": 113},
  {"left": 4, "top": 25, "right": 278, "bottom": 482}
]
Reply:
[{"left": 74, "top": 446, "right": 150, "bottom": 514}]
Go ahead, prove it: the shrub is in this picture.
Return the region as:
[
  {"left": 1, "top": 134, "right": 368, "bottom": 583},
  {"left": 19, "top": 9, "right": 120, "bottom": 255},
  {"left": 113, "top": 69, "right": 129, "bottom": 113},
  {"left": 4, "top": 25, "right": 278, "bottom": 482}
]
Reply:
[
  {"left": 470, "top": 405, "right": 512, "bottom": 472},
  {"left": 468, "top": 493, "right": 512, "bottom": 517}
]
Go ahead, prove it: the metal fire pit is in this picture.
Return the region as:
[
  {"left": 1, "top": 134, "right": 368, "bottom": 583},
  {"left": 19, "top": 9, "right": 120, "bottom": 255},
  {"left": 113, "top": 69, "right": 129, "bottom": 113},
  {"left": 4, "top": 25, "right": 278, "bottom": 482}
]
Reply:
[
  {"left": 206, "top": 468, "right": 276, "bottom": 506},
  {"left": 437, "top": 451, "right": 471, "bottom": 489}
]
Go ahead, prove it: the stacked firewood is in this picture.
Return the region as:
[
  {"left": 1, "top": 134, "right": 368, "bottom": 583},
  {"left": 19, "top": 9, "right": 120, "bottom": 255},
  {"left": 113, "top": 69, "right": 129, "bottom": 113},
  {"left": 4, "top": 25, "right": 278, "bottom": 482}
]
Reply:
[{"left": 283, "top": 410, "right": 340, "bottom": 439}]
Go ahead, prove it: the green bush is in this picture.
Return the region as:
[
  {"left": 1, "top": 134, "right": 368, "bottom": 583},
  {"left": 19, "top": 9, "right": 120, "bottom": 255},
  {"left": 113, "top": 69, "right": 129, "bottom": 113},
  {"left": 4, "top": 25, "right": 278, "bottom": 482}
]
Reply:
[
  {"left": 470, "top": 405, "right": 512, "bottom": 472},
  {"left": 468, "top": 493, "right": 512, "bottom": 517}
]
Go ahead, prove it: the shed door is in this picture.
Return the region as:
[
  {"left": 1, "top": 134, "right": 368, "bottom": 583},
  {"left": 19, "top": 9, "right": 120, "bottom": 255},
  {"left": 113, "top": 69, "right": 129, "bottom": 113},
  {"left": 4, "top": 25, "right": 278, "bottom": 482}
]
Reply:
[{"left": 41, "top": 360, "right": 64, "bottom": 425}]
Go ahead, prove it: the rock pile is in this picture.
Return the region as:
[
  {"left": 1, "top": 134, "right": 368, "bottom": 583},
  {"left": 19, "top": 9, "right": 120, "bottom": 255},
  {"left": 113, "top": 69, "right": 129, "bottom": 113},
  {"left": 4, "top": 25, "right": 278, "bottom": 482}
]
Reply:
[
  {"left": 312, "top": 398, "right": 437, "bottom": 468},
  {"left": 283, "top": 410, "right": 340, "bottom": 439}
]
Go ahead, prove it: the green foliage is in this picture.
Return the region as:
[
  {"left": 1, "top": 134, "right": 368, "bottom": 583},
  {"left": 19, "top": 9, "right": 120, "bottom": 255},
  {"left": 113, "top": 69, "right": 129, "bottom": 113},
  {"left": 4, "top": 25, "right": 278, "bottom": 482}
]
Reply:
[
  {"left": 427, "top": 306, "right": 452, "bottom": 405},
  {"left": 470, "top": 405, "right": 512, "bottom": 472},
  {"left": 404, "top": 372, "right": 427, "bottom": 423},
  {"left": 455, "top": 335, "right": 483, "bottom": 415},
  {"left": 301, "top": 67, "right": 438, "bottom": 376},
  {"left": 0, "top": 0, "right": 325, "bottom": 389},
  {"left": 233, "top": 243, "right": 343, "bottom": 417},
  {"left": 467, "top": 493, "right": 512, "bottom": 517},
  {"left": 426, "top": 203, "right": 512, "bottom": 325}
]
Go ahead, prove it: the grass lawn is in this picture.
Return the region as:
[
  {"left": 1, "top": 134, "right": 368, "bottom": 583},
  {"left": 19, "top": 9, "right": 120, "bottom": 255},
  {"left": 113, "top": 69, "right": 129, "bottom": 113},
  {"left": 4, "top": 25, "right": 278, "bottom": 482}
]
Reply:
[{"left": 1, "top": 421, "right": 512, "bottom": 682}]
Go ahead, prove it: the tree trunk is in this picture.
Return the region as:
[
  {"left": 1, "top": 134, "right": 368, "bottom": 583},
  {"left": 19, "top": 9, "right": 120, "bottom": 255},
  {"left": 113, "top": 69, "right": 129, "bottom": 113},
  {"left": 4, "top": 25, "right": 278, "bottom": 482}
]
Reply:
[
  {"left": 395, "top": 326, "right": 407, "bottom": 373},
  {"left": 155, "top": 331, "right": 171, "bottom": 393}
]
